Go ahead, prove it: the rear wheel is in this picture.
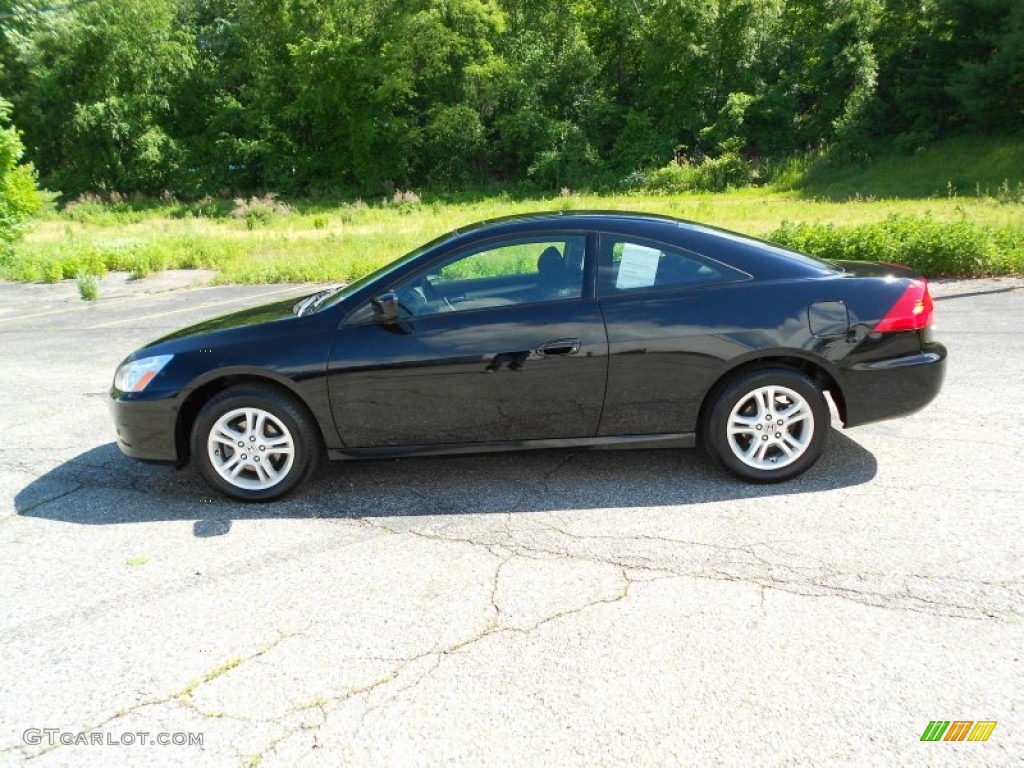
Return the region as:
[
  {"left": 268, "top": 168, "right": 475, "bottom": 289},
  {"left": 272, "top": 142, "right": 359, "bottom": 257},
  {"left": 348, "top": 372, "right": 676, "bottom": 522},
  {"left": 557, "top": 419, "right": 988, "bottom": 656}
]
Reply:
[
  {"left": 703, "top": 368, "right": 829, "bottom": 483},
  {"left": 191, "top": 385, "right": 321, "bottom": 501}
]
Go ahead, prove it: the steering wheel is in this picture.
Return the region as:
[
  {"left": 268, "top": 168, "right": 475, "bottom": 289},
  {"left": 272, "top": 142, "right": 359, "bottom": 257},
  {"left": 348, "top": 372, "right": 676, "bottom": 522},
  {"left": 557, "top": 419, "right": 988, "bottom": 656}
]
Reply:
[
  {"left": 419, "top": 275, "right": 444, "bottom": 301},
  {"left": 393, "top": 285, "right": 422, "bottom": 316},
  {"left": 398, "top": 275, "right": 456, "bottom": 315}
]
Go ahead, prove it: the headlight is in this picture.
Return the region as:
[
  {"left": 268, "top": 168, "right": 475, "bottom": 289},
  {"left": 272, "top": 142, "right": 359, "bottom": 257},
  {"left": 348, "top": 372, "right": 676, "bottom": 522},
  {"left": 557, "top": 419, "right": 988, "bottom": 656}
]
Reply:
[{"left": 114, "top": 354, "right": 174, "bottom": 393}]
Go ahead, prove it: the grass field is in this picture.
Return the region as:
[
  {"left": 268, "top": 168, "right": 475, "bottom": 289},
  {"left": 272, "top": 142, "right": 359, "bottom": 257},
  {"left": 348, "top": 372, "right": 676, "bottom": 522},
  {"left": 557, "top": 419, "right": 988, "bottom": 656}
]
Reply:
[
  {"left": 4, "top": 135, "right": 1023, "bottom": 286},
  {"left": 795, "top": 134, "right": 1024, "bottom": 200}
]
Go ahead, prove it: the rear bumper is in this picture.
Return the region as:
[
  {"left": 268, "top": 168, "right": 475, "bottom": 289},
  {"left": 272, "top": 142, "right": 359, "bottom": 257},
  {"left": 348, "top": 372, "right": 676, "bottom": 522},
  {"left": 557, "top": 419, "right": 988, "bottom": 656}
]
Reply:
[
  {"left": 108, "top": 390, "right": 179, "bottom": 463},
  {"left": 839, "top": 343, "right": 947, "bottom": 428}
]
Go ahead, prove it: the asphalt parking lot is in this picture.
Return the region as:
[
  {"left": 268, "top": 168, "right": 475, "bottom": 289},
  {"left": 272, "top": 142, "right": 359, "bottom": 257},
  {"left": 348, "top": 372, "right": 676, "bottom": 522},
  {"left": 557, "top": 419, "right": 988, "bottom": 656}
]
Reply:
[{"left": 1, "top": 273, "right": 1021, "bottom": 767}]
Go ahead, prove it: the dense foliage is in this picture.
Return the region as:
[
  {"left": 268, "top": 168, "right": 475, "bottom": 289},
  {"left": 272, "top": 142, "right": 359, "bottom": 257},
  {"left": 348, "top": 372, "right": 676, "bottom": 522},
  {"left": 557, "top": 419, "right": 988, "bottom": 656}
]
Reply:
[
  {"left": 0, "top": 0, "right": 1021, "bottom": 197},
  {"left": 0, "top": 94, "right": 41, "bottom": 254},
  {"left": 769, "top": 215, "right": 1024, "bottom": 277}
]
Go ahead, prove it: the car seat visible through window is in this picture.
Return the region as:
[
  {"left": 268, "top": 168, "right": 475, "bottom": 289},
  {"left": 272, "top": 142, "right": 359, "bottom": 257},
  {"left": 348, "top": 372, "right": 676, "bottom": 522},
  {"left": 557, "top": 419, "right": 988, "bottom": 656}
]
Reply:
[{"left": 535, "top": 246, "right": 566, "bottom": 299}]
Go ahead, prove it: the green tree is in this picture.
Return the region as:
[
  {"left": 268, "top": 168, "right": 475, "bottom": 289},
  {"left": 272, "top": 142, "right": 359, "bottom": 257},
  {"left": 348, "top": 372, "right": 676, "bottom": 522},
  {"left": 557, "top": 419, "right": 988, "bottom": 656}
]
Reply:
[
  {"left": 944, "top": 0, "right": 1024, "bottom": 132},
  {"left": 284, "top": 0, "right": 508, "bottom": 190},
  {"left": 0, "top": 96, "right": 42, "bottom": 257},
  {"left": 874, "top": 0, "right": 1023, "bottom": 142},
  {"left": 2, "top": 0, "right": 195, "bottom": 195},
  {"left": 870, "top": 0, "right": 949, "bottom": 144},
  {"left": 0, "top": 0, "right": 1019, "bottom": 195},
  {"left": 741, "top": 1, "right": 882, "bottom": 154}
]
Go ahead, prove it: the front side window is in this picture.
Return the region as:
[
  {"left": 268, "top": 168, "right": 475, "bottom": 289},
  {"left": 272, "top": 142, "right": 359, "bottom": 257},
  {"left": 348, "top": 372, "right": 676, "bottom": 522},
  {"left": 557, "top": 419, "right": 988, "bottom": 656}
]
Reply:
[
  {"left": 599, "top": 237, "right": 748, "bottom": 296},
  {"left": 394, "top": 235, "right": 586, "bottom": 317}
]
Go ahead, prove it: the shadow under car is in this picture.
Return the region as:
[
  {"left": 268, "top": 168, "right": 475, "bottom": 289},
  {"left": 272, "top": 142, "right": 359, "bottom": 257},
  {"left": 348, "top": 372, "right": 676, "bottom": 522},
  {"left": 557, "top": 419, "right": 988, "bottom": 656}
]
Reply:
[{"left": 15, "top": 430, "right": 877, "bottom": 536}]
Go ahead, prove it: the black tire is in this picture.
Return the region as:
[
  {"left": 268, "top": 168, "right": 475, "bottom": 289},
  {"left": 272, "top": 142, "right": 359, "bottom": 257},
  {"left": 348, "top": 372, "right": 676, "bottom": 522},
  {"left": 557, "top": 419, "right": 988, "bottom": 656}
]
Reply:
[
  {"left": 702, "top": 367, "right": 829, "bottom": 483},
  {"left": 191, "top": 384, "right": 322, "bottom": 501}
]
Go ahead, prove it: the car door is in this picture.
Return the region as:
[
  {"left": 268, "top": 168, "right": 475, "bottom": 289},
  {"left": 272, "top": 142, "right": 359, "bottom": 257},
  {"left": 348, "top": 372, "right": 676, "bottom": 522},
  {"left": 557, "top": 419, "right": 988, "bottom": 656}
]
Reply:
[
  {"left": 326, "top": 233, "right": 608, "bottom": 448},
  {"left": 595, "top": 233, "right": 753, "bottom": 436}
]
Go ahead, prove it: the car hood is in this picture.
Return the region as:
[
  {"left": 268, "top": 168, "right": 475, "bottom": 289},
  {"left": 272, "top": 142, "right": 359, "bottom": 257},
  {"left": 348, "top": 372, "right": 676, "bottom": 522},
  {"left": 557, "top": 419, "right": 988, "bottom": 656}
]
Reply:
[{"left": 143, "top": 296, "right": 304, "bottom": 348}]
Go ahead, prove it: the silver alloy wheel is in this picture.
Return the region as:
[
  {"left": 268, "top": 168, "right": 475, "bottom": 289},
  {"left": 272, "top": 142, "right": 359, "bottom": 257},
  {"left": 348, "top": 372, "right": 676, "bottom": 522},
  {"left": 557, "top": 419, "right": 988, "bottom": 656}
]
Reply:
[
  {"left": 726, "top": 385, "right": 814, "bottom": 470},
  {"left": 207, "top": 407, "right": 295, "bottom": 491}
]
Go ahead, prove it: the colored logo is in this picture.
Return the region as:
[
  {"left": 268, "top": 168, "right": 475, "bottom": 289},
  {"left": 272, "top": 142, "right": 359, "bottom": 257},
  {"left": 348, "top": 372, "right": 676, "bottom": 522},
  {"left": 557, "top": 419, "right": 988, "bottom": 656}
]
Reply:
[{"left": 921, "top": 721, "right": 997, "bottom": 742}]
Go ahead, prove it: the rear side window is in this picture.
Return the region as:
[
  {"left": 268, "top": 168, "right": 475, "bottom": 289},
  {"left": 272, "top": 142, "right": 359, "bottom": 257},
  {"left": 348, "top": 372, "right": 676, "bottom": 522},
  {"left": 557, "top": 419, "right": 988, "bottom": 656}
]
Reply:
[{"left": 598, "top": 237, "right": 749, "bottom": 296}]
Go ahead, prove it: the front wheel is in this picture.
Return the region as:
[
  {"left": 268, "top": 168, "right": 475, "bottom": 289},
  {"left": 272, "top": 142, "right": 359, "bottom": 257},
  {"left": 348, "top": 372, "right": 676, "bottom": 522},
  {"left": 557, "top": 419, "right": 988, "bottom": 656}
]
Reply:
[
  {"left": 703, "top": 368, "right": 829, "bottom": 483},
  {"left": 191, "top": 385, "right": 321, "bottom": 501}
]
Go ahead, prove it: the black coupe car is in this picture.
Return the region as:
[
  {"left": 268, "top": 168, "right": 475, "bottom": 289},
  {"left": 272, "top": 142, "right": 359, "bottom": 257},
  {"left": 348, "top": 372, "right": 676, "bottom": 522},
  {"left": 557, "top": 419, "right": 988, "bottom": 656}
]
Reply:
[{"left": 110, "top": 212, "right": 946, "bottom": 500}]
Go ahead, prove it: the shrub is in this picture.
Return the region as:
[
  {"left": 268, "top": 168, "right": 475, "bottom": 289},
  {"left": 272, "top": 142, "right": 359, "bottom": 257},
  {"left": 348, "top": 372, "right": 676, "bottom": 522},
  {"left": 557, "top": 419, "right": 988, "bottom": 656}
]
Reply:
[
  {"left": 643, "top": 151, "right": 755, "bottom": 194},
  {"left": 172, "top": 195, "right": 230, "bottom": 219},
  {"left": 527, "top": 121, "right": 602, "bottom": 191},
  {"left": 41, "top": 260, "right": 63, "bottom": 283},
  {"left": 0, "top": 98, "right": 43, "bottom": 256},
  {"left": 390, "top": 189, "right": 421, "bottom": 206},
  {"left": 76, "top": 272, "right": 99, "bottom": 301},
  {"left": 766, "top": 215, "right": 1024, "bottom": 277},
  {"left": 424, "top": 105, "right": 486, "bottom": 186},
  {"left": 644, "top": 161, "right": 700, "bottom": 194},
  {"left": 618, "top": 169, "right": 650, "bottom": 191},
  {"left": 995, "top": 180, "right": 1024, "bottom": 205},
  {"left": 692, "top": 152, "right": 755, "bottom": 191},
  {"left": 494, "top": 109, "right": 556, "bottom": 179},
  {"left": 338, "top": 199, "right": 368, "bottom": 223},
  {"left": 230, "top": 193, "right": 292, "bottom": 229},
  {"left": 610, "top": 110, "right": 674, "bottom": 174},
  {"left": 765, "top": 152, "right": 816, "bottom": 191},
  {"left": 1, "top": 232, "right": 238, "bottom": 284},
  {"left": 59, "top": 193, "right": 161, "bottom": 225},
  {"left": 388, "top": 189, "right": 421, "bottom": 215}
]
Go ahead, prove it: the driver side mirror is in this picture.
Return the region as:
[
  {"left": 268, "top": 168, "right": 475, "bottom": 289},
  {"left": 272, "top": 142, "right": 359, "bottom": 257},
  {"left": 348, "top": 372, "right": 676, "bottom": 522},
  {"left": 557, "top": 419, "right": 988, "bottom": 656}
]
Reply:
[{"left": 371, "top": 291, "right": 400, "bottom": 323}]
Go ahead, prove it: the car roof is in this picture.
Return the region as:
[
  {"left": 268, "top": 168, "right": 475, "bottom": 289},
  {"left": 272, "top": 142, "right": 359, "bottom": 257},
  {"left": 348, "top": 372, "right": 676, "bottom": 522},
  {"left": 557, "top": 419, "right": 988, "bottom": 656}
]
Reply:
[
  {"left": 442, "top": 211, "right": 836, "bottom": 279},
  {"left": 452, "top": 210, "right": 679, "bottom": 233}
]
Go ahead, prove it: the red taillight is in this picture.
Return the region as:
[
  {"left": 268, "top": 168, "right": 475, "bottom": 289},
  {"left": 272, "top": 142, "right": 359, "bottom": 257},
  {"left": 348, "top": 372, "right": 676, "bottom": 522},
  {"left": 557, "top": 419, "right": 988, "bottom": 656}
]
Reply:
[{"left": 874, "top": 279, "right": 934, "bottom": 332}]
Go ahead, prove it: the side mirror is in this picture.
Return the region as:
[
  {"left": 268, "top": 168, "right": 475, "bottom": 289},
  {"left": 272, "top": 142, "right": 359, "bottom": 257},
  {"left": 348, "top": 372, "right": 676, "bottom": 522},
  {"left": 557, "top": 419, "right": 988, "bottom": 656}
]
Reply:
[{"left": 371, "top": 291, "right": 400, "bottom": 323}]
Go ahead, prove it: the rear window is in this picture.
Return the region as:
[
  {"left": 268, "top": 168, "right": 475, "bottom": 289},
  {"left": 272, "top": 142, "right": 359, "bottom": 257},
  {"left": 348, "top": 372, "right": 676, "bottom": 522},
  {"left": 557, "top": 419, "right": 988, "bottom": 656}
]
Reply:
[
  {"left": 598, "top": 237, "right": 749, "bottom": 296},
  {"left": 681, "top": 223, "right": 839, "bottom": 275}
]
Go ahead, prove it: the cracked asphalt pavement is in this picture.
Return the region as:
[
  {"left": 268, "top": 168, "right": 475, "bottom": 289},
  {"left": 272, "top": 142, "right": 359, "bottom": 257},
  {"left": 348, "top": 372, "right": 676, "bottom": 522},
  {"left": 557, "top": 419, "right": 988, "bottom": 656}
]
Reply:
[{"left": 0, "top": 275, "right": 1021, "bottom": 766}]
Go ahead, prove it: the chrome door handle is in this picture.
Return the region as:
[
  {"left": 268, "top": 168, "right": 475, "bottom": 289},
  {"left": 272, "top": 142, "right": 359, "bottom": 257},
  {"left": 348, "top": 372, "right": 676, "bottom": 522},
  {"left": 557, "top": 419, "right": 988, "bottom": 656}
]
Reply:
[{"left": 537, "top": 338, "right": 581, "bottom": 356}]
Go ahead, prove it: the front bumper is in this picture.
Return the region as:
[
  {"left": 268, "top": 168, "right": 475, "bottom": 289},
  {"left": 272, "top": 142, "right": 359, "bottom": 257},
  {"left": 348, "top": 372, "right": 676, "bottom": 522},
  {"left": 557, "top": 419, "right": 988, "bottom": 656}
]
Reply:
[
  {"left": 839, "top": 342, "right": 947, "bottom": 428},
  {"left": 109, "top": 390, "right": 179, "bottom": 463}
]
